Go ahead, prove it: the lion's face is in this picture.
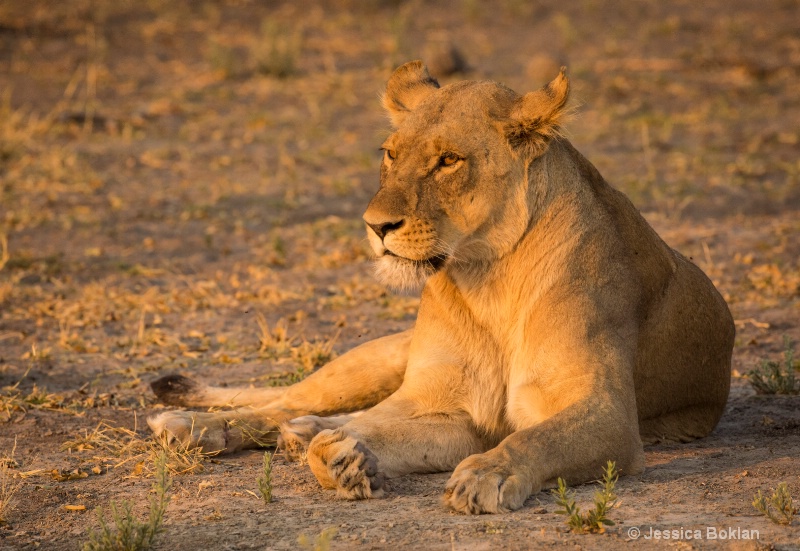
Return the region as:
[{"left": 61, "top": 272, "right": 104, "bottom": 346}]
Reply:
[{"left": 364, "top": 61, "right": 569, "bottom": 292}]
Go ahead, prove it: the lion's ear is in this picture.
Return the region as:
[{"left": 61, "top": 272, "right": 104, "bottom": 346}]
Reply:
[
  {"left": 382, "top": 60, "right": 440, "bottom": 127},
  {"left": 506, "top": 67, "right": 570, "bottom": 155}
]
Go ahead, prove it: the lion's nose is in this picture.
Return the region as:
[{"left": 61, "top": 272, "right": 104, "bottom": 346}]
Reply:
[{"left": 367, "top": 219, "right": 404, "bottom": 240}]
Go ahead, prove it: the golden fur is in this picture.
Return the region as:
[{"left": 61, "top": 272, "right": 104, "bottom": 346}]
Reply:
[{"left": 148, "top": 61, "right": 734, "bottom": 514}]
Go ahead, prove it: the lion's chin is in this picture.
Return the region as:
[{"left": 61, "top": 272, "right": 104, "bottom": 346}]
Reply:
[{"left": 373, "top": 254, "right": 444, "bottom": 294}]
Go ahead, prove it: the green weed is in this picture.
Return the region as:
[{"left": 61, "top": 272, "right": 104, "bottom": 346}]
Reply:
[
  {"left": 748, "top": 337, "right": 799, "bottom": 395},
  {"left": 552, "top": 460, "right": 618, "bottom": 533},
  {"left": 753, "top": 483, "right": 796, "bottom": 525},
  {"left": 298, "top": 527, "right": 337, "bottom": 551},
  {"left": 257, "top": 451, "right": 273, "bottom": 504},
  {"left": 82, "top": 451, "right": 172, "bottom": 551}
]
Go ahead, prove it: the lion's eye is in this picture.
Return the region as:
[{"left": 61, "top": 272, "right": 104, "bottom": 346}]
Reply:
[
  {"left": 440, "top": 153, "right": 460, "bottom": 167},
  {"left": 385, "top": 149, "right": 397, "bottom": 161}
]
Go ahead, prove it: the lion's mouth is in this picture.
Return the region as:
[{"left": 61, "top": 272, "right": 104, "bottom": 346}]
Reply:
[{"left": 384, "top": 251, "right": 448, "bottom": 271}]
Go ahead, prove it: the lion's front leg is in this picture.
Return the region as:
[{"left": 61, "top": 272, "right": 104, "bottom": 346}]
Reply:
[
  {"left": 306, "top": 396, "right": 484, "bottom": 500},
  {"left": 443, "top": 394, "right": 644, "bottom": 514}
]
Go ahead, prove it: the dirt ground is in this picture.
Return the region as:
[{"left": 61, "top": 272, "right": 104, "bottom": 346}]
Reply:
[{"left": 1, "top": 0, "right": 799, "bottom": 549}]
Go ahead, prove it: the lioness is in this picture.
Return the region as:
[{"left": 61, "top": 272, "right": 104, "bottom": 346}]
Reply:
[{"left": 148, "top": 61, "right": 734, "bottom": 514}]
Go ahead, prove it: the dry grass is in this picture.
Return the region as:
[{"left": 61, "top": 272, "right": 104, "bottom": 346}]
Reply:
[
  {"left": 256, "top": 314, "right": 293, "bottom": 358},
  {"left": 0, "top": 438, "right": 21, "bottom": 526},
  {"left": 0, "top": 377, "right": 91, "bottom": 421},
  {"left": 61, "top": 420, "right": 212, "bottom": 476},
  {"left": 253, "top": 312, "right": 339, "bottom": 384}
]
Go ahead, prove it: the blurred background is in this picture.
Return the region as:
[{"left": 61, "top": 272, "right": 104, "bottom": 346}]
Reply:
[{"left": 1, "top": 0, "right": 798, "bottom": 403}]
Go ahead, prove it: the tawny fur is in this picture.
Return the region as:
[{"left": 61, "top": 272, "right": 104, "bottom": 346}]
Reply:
[{"left": 148, "top": 61, "right": 734, "bottom": 515}]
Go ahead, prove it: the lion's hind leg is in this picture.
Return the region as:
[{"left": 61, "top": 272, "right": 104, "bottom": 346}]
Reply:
[
  {"left": 147, "top": 330, "right": 412, "bottom": 454},
  {"left": 146, "top": 407, "right": 283, "bottom": 453},
  {"left": 639, "top": 403, "right": 725, "bottom": 445}
]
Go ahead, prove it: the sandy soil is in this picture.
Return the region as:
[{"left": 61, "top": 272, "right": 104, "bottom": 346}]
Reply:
[{"left": 1, "top": 0, "right": 799, "bottom": 549}]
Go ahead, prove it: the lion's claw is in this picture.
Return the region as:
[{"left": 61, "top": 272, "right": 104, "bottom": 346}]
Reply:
[
  {"left": 307, "top": 429, "right": 385, "bottom": 499},
  {"left": 443, "top": 453, "right": 530, "bottom": 514}
]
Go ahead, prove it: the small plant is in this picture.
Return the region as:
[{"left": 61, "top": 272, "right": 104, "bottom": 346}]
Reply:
[
  {"left": 21, "top": 343, "right": 51, "bottom": 362},
  {"left": 552, "top": 460, "right": 618, "bottom": 533},
  {"left": 255, "top": 20, "right": 301, "bottom": 79},
  {"left": 206, "top": 41, "right": 240, "bottom": 79},
  {"left": 256, "top": 314, "right": 293, "bottom": 358},
  {"left": 0, "top": 438, "right": 21, "bottom": 526},
  {"left": 553, "top": 478, "right": 584, "bottom": 532},
  {"left": 257, "top": 451, "right": 273, "bottom": 504},
  {"left": 291, "top": 336, "right": 338, "bottom": 373},
  {"left": 753, "top": 483, "right": 796, "bottom": 525},
  {"left": 482, "top": 521, "right": 506, "bottom": 534},
  {"left": 298, "top": 527, "right": 337, "bottom": 551},
  {"left": 748, "top": 337, "right": 799, "bottom": 395},
  {"left": 269, "top": 234, "right": 287, "bottom": 266},
  {"left": 82, "top": 451, "right": 172, "bottom": 551}
]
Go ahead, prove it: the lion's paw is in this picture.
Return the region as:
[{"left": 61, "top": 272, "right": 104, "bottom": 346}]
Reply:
[
  {"left": 307, "top": 429, "right": 385, "bottom": 500},
  {"left": 147, "top": 411, "right": 240, "bottom": 454},
  {"left": 443, "top": 453, "right": 530, "bottom": 514}
]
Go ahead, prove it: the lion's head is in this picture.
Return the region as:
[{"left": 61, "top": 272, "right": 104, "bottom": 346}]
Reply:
[{"left": 364, "top": 61, "right": 570, "bottom": 293}]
